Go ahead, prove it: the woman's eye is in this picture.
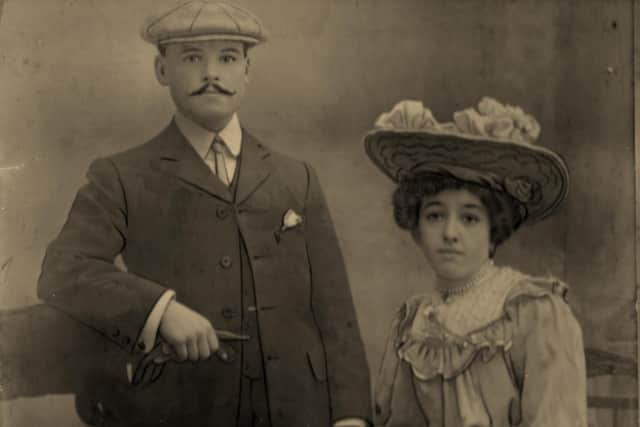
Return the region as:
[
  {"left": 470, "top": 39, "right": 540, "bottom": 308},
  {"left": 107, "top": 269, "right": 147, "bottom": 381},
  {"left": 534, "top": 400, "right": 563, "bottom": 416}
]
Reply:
[
  {"left": 425, "top": 212, "right": 443, "bottom": 222},
  {"left": 462, "top": 214, "right": 479, "bottom": 224}
]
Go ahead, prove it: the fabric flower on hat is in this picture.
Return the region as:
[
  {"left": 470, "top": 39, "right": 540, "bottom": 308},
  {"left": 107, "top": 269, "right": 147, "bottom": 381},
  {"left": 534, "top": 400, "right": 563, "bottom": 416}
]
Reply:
[
  {"left": 504, "top": 103, "right": 541, "bottom": 142},
  {"left": 373, "top": 97, "right": 541, "bottom": 145},
  {"left": 453, "top": 108, "right": 490, "bottom": 136},
  {"left": 484, "top": 116, "right": 515, "bottom": 139},
  {"left": 504, "top": 177, "right": 534, "bottom": 203},
  {"left": 374, "top": 100, "right": 440, "bottom": 131},
  {"left": 453, "top": 97, "right": 540, "bottom": 144},
  {"left": 478, "top": 97, "right": 507, "bottom": 116}
]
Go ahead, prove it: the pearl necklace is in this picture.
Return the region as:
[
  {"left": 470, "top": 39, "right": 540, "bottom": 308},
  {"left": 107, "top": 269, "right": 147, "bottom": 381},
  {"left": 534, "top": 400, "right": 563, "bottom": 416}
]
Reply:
[{"left": 439, "top": 260, "right": 495, "bottom": 299}]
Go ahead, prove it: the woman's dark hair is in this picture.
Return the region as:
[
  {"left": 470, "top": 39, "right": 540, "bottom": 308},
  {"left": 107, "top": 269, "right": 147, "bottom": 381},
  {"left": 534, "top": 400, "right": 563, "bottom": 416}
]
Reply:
[{"left": 393, "top": 172, "right": 526, "bottom": 257}]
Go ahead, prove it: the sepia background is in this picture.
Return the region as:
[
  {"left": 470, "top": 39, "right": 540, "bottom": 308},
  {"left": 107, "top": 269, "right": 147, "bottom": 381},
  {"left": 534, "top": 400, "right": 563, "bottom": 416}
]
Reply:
[{"left": 0, "top": 0, "right": 637, "bottom": 425}]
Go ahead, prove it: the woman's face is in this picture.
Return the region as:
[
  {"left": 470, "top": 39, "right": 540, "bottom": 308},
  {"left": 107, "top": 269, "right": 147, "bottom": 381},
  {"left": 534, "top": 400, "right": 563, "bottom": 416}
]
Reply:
[{"left": 415, "top": 189, "right": 492, "bottom": 284}]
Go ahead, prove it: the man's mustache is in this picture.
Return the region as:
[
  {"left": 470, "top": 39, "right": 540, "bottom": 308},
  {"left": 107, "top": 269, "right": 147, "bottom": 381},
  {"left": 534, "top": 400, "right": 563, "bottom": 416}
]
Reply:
[{"left": 190, "top": 82, "right": 236, "bottom": 96}]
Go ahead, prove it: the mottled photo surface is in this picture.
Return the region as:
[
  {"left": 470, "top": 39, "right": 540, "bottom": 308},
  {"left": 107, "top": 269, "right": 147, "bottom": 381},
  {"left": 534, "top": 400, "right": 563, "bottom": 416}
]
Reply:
[{"left": 0, "top": 1, "right": 637, "bottom": 426}]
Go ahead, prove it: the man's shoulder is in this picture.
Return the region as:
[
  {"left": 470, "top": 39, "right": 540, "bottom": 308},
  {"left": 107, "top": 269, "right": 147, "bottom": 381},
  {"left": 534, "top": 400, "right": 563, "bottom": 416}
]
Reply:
[
  {"left": 244, "top": 130, "right": 310, "bottom": 176},
  {"left": 106, "top": 127, "right": 170, "bottom": 166},
  {"left": 87, "top": 123, "right": 180, "bottom": 167}
]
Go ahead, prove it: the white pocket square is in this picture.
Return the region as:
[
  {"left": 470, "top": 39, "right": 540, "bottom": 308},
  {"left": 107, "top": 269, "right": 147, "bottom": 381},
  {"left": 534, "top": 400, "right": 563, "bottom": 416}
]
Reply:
[{"left": 281, "top": 208, "right": 304, "bottom": 232}]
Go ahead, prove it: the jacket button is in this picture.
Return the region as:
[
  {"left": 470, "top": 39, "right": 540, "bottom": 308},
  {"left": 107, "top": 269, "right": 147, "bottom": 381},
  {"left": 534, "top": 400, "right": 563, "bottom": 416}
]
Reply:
[
  {"left": 216, "top": 206, "right": 229, "bottom": 219},
  {"left": 137, "top": 342, "right": 146, "bottom": 351},
  {"left": 220, "top": 256, "right": 232, "bottom": 269},
  {"left": 221, "top": 307, "right": 235, "bottom": 319}
]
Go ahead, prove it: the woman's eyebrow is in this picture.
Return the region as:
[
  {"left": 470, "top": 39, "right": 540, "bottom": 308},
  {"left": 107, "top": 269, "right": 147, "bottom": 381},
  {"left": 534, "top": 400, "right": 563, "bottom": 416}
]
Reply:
[
  {"left": 462, "top": 203, "right": 484, "bottom": 210},
  {"left": 422, "top": 201, "right": 444, "bottom": 209}
]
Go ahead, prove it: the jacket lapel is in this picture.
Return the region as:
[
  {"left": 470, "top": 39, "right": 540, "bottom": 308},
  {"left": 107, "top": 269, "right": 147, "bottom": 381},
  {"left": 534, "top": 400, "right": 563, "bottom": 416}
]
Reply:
[
  {"left": 235, "top": 131, "right": 273, "bottom": 206},
  {"left": 151, "top": 121, "right": 233, "bottom": 203}
]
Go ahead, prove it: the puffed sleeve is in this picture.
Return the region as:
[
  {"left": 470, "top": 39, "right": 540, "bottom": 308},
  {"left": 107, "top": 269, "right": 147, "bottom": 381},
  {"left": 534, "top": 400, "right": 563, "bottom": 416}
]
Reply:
[
  {"left": 508, "top": 291, "right": 587, "bottom": 427},
  {"left": 374, "top": 300, "right": 428, "bottom": 427}
]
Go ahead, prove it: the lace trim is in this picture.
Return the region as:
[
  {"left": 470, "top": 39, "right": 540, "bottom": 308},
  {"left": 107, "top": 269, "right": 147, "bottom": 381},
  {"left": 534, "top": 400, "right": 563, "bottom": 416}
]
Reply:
[{"left": 395, "top": 277, "right": 563, "bottom": 381}]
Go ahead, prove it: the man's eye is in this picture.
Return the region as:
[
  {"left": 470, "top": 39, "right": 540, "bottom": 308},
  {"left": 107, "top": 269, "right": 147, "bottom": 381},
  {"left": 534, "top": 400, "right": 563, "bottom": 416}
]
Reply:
[
  {"left": 183, "top": 55, "right": 201, "bottom": 63},
  {"left": 220, "top": 55, "right": 237, "bottom": 63}
]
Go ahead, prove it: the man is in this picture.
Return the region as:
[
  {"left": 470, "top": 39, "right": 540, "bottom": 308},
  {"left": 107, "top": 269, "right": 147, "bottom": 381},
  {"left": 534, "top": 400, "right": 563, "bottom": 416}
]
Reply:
[{"left": 37, "top": 2, "right": 372, "bottom": 426}]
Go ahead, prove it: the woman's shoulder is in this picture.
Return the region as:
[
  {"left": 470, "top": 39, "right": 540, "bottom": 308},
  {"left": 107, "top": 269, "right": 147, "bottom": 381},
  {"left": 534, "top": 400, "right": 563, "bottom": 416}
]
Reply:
[
  {"left": 502, "top": 269, "right": 575, "bottom": 318},
  {"left": 505, "top": 269, "right": 571, "bottom": 304},
  {"left": 389, "top": 293, "right": 434, "bottom": 331},
  {"left": 504, "top": 271, "right": 585, "bottom": 385},
  {"left": 501, "top": 269, "right": 582, "bottom": 336}
]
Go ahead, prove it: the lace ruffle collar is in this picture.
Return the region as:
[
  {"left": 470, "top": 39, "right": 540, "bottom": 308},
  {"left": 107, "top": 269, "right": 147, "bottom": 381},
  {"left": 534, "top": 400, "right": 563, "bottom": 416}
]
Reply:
[{"left": 394, "top": 268, "right": 566, "bottom": 381}]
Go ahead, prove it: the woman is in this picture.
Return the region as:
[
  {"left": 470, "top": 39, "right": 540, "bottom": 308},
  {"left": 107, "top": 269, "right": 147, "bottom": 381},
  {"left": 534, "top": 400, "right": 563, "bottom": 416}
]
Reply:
[{"left": 365, "top": 98, "right": 587, "bottom": 426}]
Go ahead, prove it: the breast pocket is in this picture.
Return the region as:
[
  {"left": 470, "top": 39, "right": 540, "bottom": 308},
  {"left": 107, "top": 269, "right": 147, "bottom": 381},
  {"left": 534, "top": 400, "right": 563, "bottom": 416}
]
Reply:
[{"left": 276, "top": 227, "right": 312, "bottom": 285}]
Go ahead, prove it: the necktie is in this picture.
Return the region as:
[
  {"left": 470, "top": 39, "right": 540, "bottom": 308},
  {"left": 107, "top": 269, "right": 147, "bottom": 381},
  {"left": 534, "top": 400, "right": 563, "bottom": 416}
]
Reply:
[{"left": 205, "top": 136, "right": 231, "bottom": 186}]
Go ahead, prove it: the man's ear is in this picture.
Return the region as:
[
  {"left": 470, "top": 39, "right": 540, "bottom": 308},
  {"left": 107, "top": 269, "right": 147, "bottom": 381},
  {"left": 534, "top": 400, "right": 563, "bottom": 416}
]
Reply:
[{"left": 154, "top": 55, "right": 169, "bottom": 86}]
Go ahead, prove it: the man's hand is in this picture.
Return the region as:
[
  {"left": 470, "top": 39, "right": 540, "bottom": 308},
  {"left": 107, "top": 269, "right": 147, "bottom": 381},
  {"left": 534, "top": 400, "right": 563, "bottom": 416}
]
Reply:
[{"left": 159, "top": 300, "right": 219, "bottom": 362}]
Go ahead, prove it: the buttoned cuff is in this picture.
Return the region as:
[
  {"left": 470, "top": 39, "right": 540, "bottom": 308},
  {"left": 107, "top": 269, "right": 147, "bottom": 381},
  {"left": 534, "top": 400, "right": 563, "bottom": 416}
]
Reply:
[
  {"left": 334, "top": 418, "right": 368, "bottom": 427},
  {"left": 137, "top": 290, "right": 176, "bottom": 353}
]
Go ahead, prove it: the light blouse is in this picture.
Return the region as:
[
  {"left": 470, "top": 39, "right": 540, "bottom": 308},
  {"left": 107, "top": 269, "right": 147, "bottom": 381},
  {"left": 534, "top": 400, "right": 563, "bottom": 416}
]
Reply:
[{"left": 375, "top": 265, "right": 587, "bottom": 427}]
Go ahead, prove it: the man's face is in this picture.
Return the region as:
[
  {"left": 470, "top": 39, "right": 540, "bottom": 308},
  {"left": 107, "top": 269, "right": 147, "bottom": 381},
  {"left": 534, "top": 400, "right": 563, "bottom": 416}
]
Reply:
[{"left": 155, "top": 40, "right": 249, "bottom": 131}]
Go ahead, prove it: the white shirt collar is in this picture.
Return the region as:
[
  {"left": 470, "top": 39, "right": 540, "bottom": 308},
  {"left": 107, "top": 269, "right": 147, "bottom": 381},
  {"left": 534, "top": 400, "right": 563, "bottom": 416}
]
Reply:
[{"left": 174, "top": 111, "right": 242, "bottom": 159}]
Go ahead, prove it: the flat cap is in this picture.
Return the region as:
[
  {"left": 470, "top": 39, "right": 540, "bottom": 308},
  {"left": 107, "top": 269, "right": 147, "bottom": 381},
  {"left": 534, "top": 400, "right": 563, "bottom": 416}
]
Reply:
[{"left": 141, "top": 1, "right": 267, "bottom": 46}]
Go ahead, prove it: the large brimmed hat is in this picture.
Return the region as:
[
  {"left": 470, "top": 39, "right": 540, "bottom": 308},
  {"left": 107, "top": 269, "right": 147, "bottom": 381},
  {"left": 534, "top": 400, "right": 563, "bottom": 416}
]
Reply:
[{"left": 364, "top": 98, "right": 569, "bottom": 224}]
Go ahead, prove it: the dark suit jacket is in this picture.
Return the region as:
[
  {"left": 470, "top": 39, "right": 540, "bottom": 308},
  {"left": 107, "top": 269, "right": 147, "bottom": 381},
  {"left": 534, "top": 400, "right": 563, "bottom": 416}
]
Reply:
[{"left": 37, "top": 121, "right": 372, "bottom": 426}]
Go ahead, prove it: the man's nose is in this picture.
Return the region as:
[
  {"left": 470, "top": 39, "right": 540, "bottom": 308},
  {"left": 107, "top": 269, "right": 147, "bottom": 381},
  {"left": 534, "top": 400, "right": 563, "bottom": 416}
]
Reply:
[{"left": 203, "top": 59, "right": 220, "bottom": 81}]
